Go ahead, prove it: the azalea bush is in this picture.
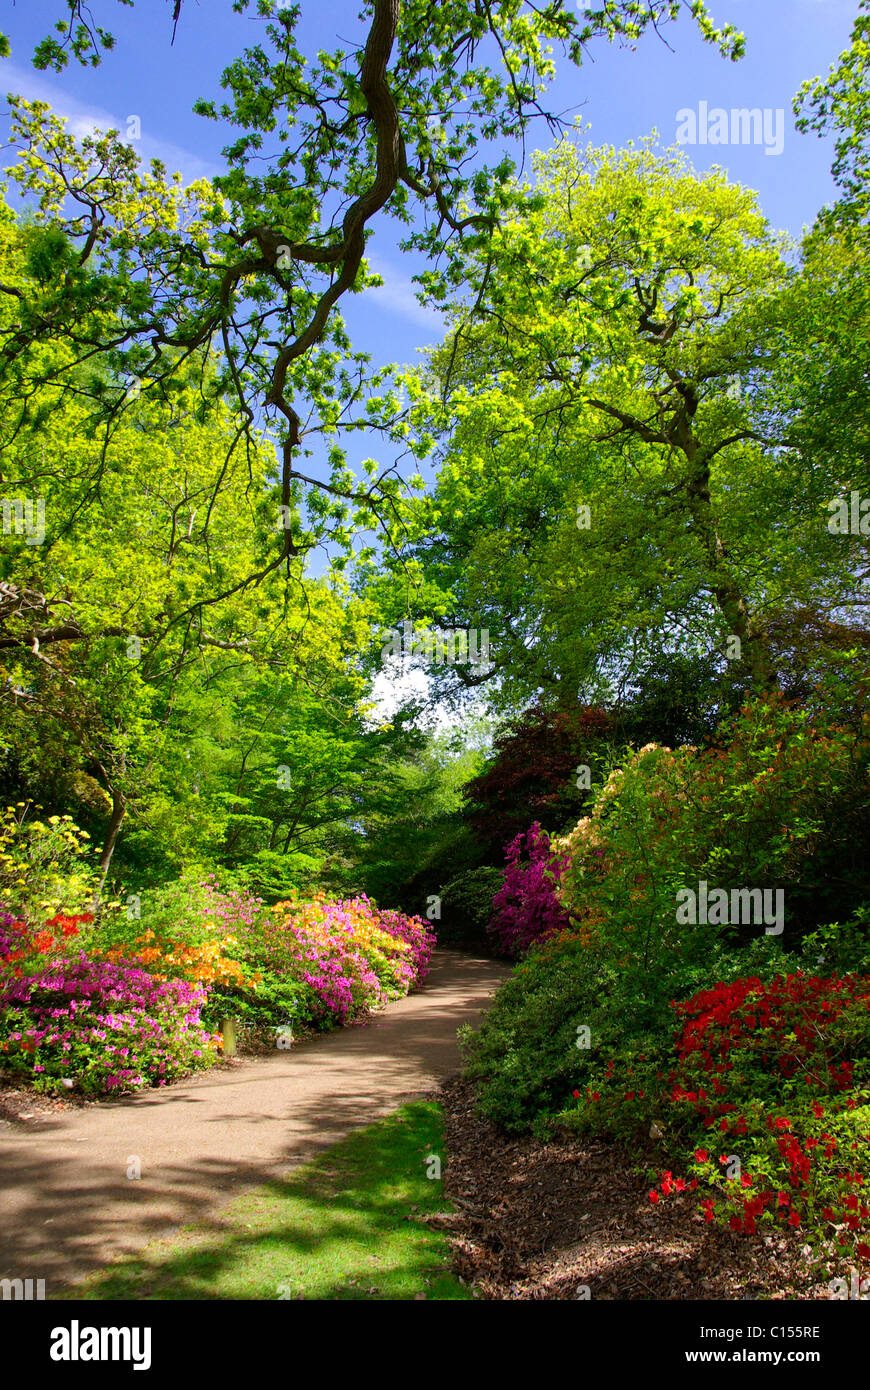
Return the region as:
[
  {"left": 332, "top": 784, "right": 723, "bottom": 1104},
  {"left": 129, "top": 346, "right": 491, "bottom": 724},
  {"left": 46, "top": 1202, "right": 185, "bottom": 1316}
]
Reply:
[
  {"left": 466, "top": 683, "right": 870, "bottom": 1132},
  {"left": 488, "top": 823, "right": 572, "bottom": 959},
  {"left": 0, "top": 806, "right": 99, "bottom": 921},
  {"left": 0, "top": 954, "right": 216, "bottom": 1095},
  {"left": 558, "top": 971, "right": 870, "bottom": 1272},
  {"left": 230, "top": 894, "right": 436, "bottom": 1027},
  {"left": 101, "top": 929, "right": 254, "bottom": 989},
  {"left": 0, "top": 866, "right": 439, "bottom": 1093},
  {"left": 461, "top": 927, "right": 629, "bottom": 1132},
  {"left": 554, "top": 690, "right": 870, "bottom": 961},
  {"left": 0, "top": 907, "right": 93, "bottom": 974}
]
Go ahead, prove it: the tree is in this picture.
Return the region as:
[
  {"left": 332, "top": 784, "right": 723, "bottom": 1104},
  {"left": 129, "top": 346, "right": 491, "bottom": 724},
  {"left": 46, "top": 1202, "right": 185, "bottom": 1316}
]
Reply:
[
  {"left": 464, "top": 704, "right": 608, "bottom": 858},
  {"left": 393, "top": 140, "right": 857, "bottom": 711},
  {"left": 795, "top": 0, "right": 870, "bottom": 229},
  {"left": 0, "top": 3, "right": 743, "bottom": 589},
  {"left": 0, "top": 195, "right": 408, "bottom": 893}
]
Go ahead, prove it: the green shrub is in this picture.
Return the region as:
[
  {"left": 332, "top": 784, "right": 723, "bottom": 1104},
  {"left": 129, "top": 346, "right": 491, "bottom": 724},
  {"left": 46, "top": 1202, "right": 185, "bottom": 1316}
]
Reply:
[
  {"left": 437, "top": 866, "right": 504, "bottom": 948},
  {"left": 462, "top": 924, "right": 797, "bottom": 1134},
  {"left": 557, "top": 689, "right": 870, "bottom": 956}
]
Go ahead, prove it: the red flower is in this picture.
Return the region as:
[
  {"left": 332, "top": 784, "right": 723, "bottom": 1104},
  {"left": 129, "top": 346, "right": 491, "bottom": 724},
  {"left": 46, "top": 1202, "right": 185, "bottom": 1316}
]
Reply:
[
  {"left": 694, "top": 1149, "right": 708, "bottom": 1163},
  {"left": 649, "top": 1190, "right": 660, "bottom": 1204}
]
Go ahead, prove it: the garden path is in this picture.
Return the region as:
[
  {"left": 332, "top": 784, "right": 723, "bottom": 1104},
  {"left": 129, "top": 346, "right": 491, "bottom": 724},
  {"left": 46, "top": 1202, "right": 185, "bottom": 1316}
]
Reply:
[{"left": 0, "top": 948, "right": 508, "bottom": 1290}]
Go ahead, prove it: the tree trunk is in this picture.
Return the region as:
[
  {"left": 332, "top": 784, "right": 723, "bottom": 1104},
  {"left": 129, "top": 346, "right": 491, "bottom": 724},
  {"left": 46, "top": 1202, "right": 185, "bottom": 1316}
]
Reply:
[
  {"left": 684, "top": 446, "right": 778, "bottom": 692},
  {"left": 92, "top": 787, "right": 127, "bottom": 910}
]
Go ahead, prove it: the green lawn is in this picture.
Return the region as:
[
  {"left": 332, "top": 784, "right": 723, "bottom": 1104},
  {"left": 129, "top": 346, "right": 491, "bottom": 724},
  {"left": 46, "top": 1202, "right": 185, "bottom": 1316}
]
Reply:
[{"left": 63, "top": 1101, "right": 475, "bottom": 1301}]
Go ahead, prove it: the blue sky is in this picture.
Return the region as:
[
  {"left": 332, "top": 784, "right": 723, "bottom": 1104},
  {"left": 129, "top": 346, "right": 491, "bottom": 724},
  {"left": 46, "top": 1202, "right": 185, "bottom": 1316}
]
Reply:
[{"left": 0, "top": 0, "right": 858, "bottom": 374}]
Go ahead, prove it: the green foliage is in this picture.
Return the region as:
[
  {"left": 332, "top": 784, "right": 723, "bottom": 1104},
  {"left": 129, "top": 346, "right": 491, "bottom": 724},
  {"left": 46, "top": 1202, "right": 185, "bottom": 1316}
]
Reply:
[
  {"left": 460, "top": 932, "right": 623, "bottom": 1133},
  {"left": 203, "top": 969, "right": 318, "bottom": 1048},
  {"left": 437, "top": 866, "right": 504, "bottom": 949},
  {"left": 795, "top": 0, "right": 870, "bottom": 225},
  {"left": 558, "top": 683, "right": 870, "bottom": 955},
  {"left": 803, "top": 908, "right": 870, "bottom": 978},
  {"left": 463, "top": 678, "right": 870, "bottom": 1135},
  {"left": 462, "top": 923, "right": 799, "bottom": 1136},
  {"left": 0, "top": 805, "right": 99, "bottom": 921}
]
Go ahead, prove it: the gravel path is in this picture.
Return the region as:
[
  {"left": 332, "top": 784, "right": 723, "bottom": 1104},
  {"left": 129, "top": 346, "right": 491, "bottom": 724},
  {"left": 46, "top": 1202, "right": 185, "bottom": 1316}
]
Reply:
[{"left": 0, "top": 949, "right": 508, "bottom": 1291}]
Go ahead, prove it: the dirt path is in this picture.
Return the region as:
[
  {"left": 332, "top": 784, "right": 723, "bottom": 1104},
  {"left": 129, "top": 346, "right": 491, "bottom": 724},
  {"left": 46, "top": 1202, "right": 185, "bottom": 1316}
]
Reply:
[{"left": 0, "top": 949, "right": 508, "bottom": 1291}]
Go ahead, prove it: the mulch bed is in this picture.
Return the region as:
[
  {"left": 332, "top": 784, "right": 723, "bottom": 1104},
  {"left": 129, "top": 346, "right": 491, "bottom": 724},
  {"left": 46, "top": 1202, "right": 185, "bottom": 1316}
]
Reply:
[
  {"left": 0, "top": 1082, "right": 89, "bottom": 1123},
  {"left": 439, "top": 1075, "right": 839, "bottom": 1301}
]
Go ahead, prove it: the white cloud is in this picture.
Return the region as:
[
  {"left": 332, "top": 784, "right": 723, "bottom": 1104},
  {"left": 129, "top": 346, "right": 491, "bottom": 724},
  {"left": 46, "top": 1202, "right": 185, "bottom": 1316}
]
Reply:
[
  {"left": 365, "top": 252, "right": 444, "bottom": 332},
  {"left": 0, "top": 59, "right": 217, "bottom": 184}
]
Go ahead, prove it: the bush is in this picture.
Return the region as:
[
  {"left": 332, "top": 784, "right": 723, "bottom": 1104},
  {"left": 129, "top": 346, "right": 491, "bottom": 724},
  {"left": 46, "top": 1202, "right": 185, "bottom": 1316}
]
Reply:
[
  {"left": 0, "top": 857, "right": 439, "bottom": 1091},
  {"left": 0, "top": 954, "right": 216, "bottom": 1095},
  {"left": 461, "top": 930, "right": 626, "bottom": 1132},
  {"left": 556, "top": 691, "right": 870, "bottom": 957},
  {"left": 462, "top": 894, "right": 799, "bottom": 1136},
  {"left": 488, "top": 823, "right": 572, "bottom": 959},
  {"left": 209, "top": 893, "right": 436, "bottom": 1032},
  {"left": 0, "top": 806, "right": 98, "bottom": 921},
  {"left": 437, "top": 867, "right": 504, "bottom": 948},
  {"left": 558, "top": 972, "right": 870, "bottom": 1270}
]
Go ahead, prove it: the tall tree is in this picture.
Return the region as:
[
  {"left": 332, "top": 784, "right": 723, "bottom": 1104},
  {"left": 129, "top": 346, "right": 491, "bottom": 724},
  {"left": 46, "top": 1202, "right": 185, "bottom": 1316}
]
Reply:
[{"left": 391, "top": 141, "right": 857, "bottom": 709}]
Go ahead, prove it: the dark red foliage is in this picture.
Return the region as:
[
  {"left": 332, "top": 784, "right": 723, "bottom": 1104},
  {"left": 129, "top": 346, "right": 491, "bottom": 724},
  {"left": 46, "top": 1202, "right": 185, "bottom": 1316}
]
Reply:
[{"left": 465, "top": 704, "right": 610, "bottom": 857}]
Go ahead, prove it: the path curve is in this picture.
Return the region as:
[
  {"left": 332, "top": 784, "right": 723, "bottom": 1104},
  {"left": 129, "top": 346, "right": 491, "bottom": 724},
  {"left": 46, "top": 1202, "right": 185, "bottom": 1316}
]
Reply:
[{"left": 0, "top": 949, "right": 508, "bottom": 1289}]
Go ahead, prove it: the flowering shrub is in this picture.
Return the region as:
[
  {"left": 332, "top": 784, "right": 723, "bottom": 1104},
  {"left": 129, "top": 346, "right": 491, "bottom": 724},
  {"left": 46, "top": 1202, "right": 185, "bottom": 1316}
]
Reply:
[
  {"left": 0, "top": 954, "right": 216, "bottom": 1095},
  {"left": 0, "top": 907, "right": 92, "bottom": 973},
  {"left": 0, "top": 866, "right": 438, "bottom": 1094},
  {"left": 371, "top": 904, "right": 437, "bottom": 985},
  {"left": 102, "top": 929, "right": 254, "bottom": 989},
  {"left": 488, "top": 823, "right": 572, "bottom": 959},
  {"left": 555, "top": 693, "right": 870, "bottom": 959},
  {"left": 561, "top": 972, "right": 870, "bottom": 1270},
  {"left": 0, "top": 807, "right": 99, "bottom": 921},
  {"left": 238, "top": 895, "right": 435, "bottom": 1025}
]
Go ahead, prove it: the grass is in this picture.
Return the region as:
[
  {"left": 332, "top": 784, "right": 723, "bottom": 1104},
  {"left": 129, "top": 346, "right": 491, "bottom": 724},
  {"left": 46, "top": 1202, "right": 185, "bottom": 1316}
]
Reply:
[{"left": 62, "top": 1101, "right": 475, "bottom": 1301}]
